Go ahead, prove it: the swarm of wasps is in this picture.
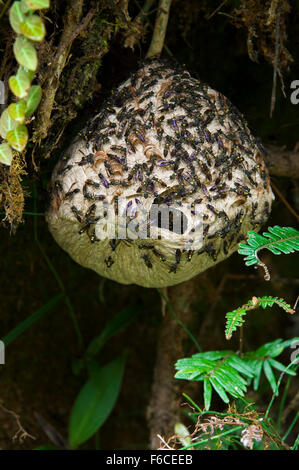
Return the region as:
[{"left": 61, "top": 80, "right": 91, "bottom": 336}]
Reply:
[{"left": 50, "top": 58, "right": 272, "bottom": 276}]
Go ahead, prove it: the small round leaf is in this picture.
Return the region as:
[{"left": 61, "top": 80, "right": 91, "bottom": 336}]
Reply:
[
  {"left": 8, "top": 101, "right": 27, "bottom": 123},
  {"left": 9, "top": 68, "right": 32, "bottom": 98},
  {"left": 7, "top": 124, "right": 29, "bottom": 152},
  {"left": 25, "top": 85, "right": 42, "bottom": 117},
  {"left": 13, "top": 37, "right": 38, "bottom": 71},
  {"left": 9, "top": 1, "right": 26, "bottom": 34},
  {"left": 24, "top": 0, "right": 50, "bottom": 9},
  {"left": 20, "top": 0, "right": 31, "bottom": 13},
  {"left": 0, "top": 143, "right": 13, "bottom": 166},
  {"left": 20, "top": 15, "right": 46, "bottom": 42},
  {"left": 21, "top": 66, "right": 36, "bottom": 82},
  {"left": 0, "top": 108, "right": 19, "bottom": 140}
]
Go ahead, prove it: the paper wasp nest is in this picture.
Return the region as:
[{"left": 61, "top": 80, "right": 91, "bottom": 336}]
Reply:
[{"left": 46, "top": 59, "right": 274, "bottom": 288}]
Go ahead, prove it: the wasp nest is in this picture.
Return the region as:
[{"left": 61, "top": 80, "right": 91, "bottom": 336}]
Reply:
[{"left": 46, "top": 59, "right": 274, "bottom": 288}]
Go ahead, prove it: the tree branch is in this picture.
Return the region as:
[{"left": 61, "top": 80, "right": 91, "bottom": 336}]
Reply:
[
  {"left": 265, "top": 145, "right": 299, "bottom": 179},
  {"left": 147, "top": 279, "right": 200, "bottom": 449},
  {"left": 146, "top": 0, "right": 172, "bottom": 58},
  {"left": 34, "top": 0, "right": 85, "bottom": 143}
]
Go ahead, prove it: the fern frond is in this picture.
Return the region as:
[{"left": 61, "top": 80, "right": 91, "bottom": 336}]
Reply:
[
  {"left": 175, "top": 351, "right": 254, "bottom": 409},
  {"left": 238, "top": 226, "right": 299, "bottom": 280},
  {"left": 253, "top": 296, "right": 294, "bottom": 313},
  {"left": 243, "top": 338, "right": 299, "bottom": 392},
  {"left": 225, "top": 307, "right": 247, "bottom": 340},
  {"left": 225, "top": 296, "right": 294, "bottom": 340}
]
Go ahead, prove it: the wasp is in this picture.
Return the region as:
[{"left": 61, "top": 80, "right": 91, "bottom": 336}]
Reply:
[
  {"left": 71, "top": 205, "right": 82, "bottom": 223},
  {"left": 185, "top": 250, "right": 194, "bottom": 262},
  {"left": 83, "top": 182, "right": 96, "bottom": 200},
  {"left": 98, "top": 173, "right": 110, "bottom": 188},
  {"left": 54, "top": 180, "right": 63, "bottom": 191},
  {"left": 65, "top": 188, "right": 80, "bottom": 199},
  {"left": 89, "top": 229, "right": 100, "bottom": 243},
  {"left": 110, "top": 239, "right": 119, "bottom": 251},
  {"left": 141, "top": 254, "right": 153, "bottom": 269},
  {"left": 105, "top": 256, "right": 114, "bottom": 268},
  {"left": 111, "top": 145, "right": 127, "bottom": 154},
  {"left": 152, "top": 248, "right": 166, "bottom": 262},
  {"left": 205, "top": 243, "right": 217, "bottom": 261},
  {"left": 57, "top": 164, "right": 73, "bottom": 175},
  {"left": 169, "top": 263, "right": 178, "bottom": 273},
  {"left": 78, "top": 154, "right": 94, "bottom": 166},
  {"left": 250, "top": 202, "right": 258, "bottom": 221}
]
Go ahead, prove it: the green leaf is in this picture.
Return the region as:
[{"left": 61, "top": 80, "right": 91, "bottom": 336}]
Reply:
[
  {"left": 24, "top": 0, "right": 50, "bottom": 9},
  {"left": 192, "top": 351, "right": 228, "bottom": 361},
  {"left": 257, "top": 296, "right": 293, "bottom": 313},
  {"left": 1, "top": 294, "right": 63, "bottom": 346},
  {"left": 175, "top": 351, "right": 251, "bottom": 406},
  {"left": 243, "top": 338, "right": 299, "bottom": 392},
  {"left": 20, "top": 15, "right": 46, "bottom": 42},
  {"left": 0, "top": 108, "right": 18, "bottom": 139},
  {"left": 8, "top": 66, "right": 34, "bottom": 98},
  {"left": 203, "top": 377, "right": 212, "bottom": 410},
  {"left": 85, "top": 307, "right": 140, "bottom": 361},
  {"left": 9, "top": 1, "right": 26, "bottom": 34},
  {"left": 20, "top": 0, "right": 31, "bottom": 13},
  {"left": 0, "top": 143, "right": 13, "bottom": 166},
  {"left": 9, "top": 69, "right": 31, "bottom": 98},
  {"left": 224, "top": 296, "right": 294, "bottom": 340},
  {"left": 8, "top": 100, "right": 27, "bottom": 123},
  {"left": 263, "top": 361, "right": 277, "bottom": 394},
  {"left": 253, "top": 361, "right": 263, "bottom": 391},
  {"left": 25, "top": 85, "right": 42, "bottom": 116},
  {"left": 225, "top": 307, "right": 247, "bottom": 340},
  {"left": 210, "top": 378, "right": 229, "bottom": 403},
  {"left": 73, "top": 307, "right": 139, "bottom": 376},
  {"left": 35, "top": 445, "right": 61, "bottom": 450},
  {"left": 175, "top": 423, "right": 192, "bottom": 448},
  {"left": 257, "top": 339, "right": 285, "bottom": 358},
  {"left": 238, "top": 226, "right": 299, "bottom": 275},
  {"left": 268, "top": 358, "right": 297, "bottom": 376},
  {"left": 280, "top": 337, "right": 299, "bottom": 350},
  {"left": 6, "top": 124, "right": 29, "bottom": 151},
  {"left": 227, "top": 355, "right": 254, "bottom": 377},
  {"left": 13, "top": 36, "right": 38, "bottom": 71},
  {"left": 69, "top": 354, "right": 126, "bottom": 449}
]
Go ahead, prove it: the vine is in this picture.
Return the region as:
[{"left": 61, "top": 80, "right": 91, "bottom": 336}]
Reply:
[{"left": 0, "top": 0, "right": 49, "bottom": 166}]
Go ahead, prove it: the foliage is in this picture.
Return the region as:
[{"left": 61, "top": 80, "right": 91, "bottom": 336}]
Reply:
[
  {"left": 0, "top": 0, "right": 48, "bottom": 165},
  {"left": 244, "top": 339, "right": 298, "bottom": 394},
  {"left": 2, "top": 300, "right": 138, "bottom": 449},
  {"left": 69, "top": 354, "right": 127, "bottom": 449},
  {"left": 175, "top": 351, "right": 254, "bottom": 410},
  {"left": 175, "top": 338, "right": 298, "bottom": 411},
  {"left": 160, "top": 400, "right": 297, "bottom": 450},
  {"left": 1, "top": 293, "right": 63, "bottom": 346},
  {"left": 173, "top": 224, "right": 299, "bottom": 450},
  {"left": 225, "top": 295, "right": 295, "bottom": 340},
  {"left": 238, "top": 226, "right": 299, "bottom": 280}
]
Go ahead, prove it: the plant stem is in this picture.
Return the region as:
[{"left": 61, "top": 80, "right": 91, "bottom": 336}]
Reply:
[
  {"left": 146, "top": 0, "right": 172, "bottom": 58},
  {"left": 265, "top": 359, "right": 298, "bottom": 420},
  {"left": 147, "top": 277, "right": 200, "bottom": 449},
  {"left": 32, "top": 183, "right": 84, "bottom": 350},
  {"left": 158, "top": 288, "right": 201, "bottom": 352},
  {"left": 182, "top": 426, "right": 244, "bottom": 450},
  {"left": 282, "top": 413, "right": 298, "bottom": 442}
]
